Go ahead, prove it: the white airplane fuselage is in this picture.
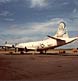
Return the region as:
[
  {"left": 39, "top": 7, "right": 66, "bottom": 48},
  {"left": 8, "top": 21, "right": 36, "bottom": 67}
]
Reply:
[
  {"left": 16, "top": 38, "right": 57, "bottom": 50},
  {"left": 16, "top": 37, "right": 78, "bottom": 52}
]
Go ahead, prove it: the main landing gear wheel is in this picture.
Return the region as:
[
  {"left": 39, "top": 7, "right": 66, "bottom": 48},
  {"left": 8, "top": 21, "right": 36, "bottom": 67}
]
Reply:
[
  {"left": 40, "top": 51, "right": 44, "bottom": 54},
  {"left": 40, "top": 50, "right": 47, "bottom": 54},
  {"left": 20, "top": 51, "right": 24, "bottom": 54}
]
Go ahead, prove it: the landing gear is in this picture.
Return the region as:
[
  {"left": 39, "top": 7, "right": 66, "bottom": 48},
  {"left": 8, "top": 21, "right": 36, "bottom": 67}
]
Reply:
[
  {"left": 40, "top": 51, "right": 44, "bottom": 54},
  {"left": 20, "top": 51, "right": 24, "bottom": 54},
  {"left": 15, "top": 48, "right": 17, "bottom": 52},
  {"left": 44, "top": 50, "right": 47, "bottom": 54},
  {"left": 40, "top": 50, "right": 47, "bottom": 54},
  {"left": 18, "top": 47, "right": 28, "bottom": 54}
]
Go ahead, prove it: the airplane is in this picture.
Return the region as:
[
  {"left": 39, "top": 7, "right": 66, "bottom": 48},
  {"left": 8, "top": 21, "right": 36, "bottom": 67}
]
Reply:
[
  {"left": 0, "top": 41, "right": 14, "bottom": 51},
  {"left": 13, "top": 22, "right": 78, "bottom": 54}
]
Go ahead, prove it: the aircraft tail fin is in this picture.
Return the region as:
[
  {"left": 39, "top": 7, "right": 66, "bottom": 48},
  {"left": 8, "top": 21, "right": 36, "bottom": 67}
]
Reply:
[{"left": 54, "top": 22, "right": 69, "bottom": 38}]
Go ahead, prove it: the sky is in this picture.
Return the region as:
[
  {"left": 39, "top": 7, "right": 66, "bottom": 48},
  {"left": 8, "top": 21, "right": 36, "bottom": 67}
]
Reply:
[{"left": 0, "top": 0, "right": 78, "bottom": 48}]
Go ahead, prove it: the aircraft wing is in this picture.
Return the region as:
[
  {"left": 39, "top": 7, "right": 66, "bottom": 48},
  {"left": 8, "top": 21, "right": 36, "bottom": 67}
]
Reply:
[{"left": 0, "top": 44, "right": 14, "bottom": 48}]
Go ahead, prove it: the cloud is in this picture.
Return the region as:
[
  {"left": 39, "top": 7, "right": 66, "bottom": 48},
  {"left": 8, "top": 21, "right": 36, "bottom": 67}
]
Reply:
[
  {"left": 0, "top": 0, "right": 11, "bottom": 3},
  {"left": 0, "top": 10, "right": 14, "bottom": 21},
  {"left": 73, "top": 8, "right": 77, "bottom": 13},
  {"left": 4, "top": 18, "right": 64, "bottom": 35},
  {"left": 0, "top": 11, "right": 9, "bottom": 16},
  {"left": 0, "top": 18, "right": 64, "bottom": 43},
  {"left": 29, "top": 0, "right": 48, "bottom": 8},
  {"left": 67, "top": 8, "right": 78, "bottom": 27},
  {"left": 74, "top": 0, "right": 78, "bottom": 6},
  {"left": 4, "top": 18, "right": 14, "bottom": 22},
  {"left": 0, "top": 11, "right": 13, "bottom": 17},
  {"left": 62, "top": 2, "right": 69, "bottom": 5},
  {"left": 0, "top": 0, "right": 18, "bottom": 3}
]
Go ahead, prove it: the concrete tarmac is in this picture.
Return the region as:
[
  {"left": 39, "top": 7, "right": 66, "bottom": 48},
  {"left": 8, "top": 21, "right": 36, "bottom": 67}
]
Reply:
[{"left": 0, "top": 50, "right": 78, "bottom": 80}]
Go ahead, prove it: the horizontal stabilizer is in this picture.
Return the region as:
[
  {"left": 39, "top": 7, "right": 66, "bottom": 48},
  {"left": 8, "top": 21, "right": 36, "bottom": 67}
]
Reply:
[{"left": 47, "top": 35, "right": 64, "bottom": 41}]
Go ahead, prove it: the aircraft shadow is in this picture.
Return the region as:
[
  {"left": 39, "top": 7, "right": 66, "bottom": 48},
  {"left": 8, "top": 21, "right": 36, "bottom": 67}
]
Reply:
[
  {"left": 5, "top": 52, "right": 78, "bottom": 56},
  {"left": 5, "top": 53, "right": 59, "bottom": 55}
]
